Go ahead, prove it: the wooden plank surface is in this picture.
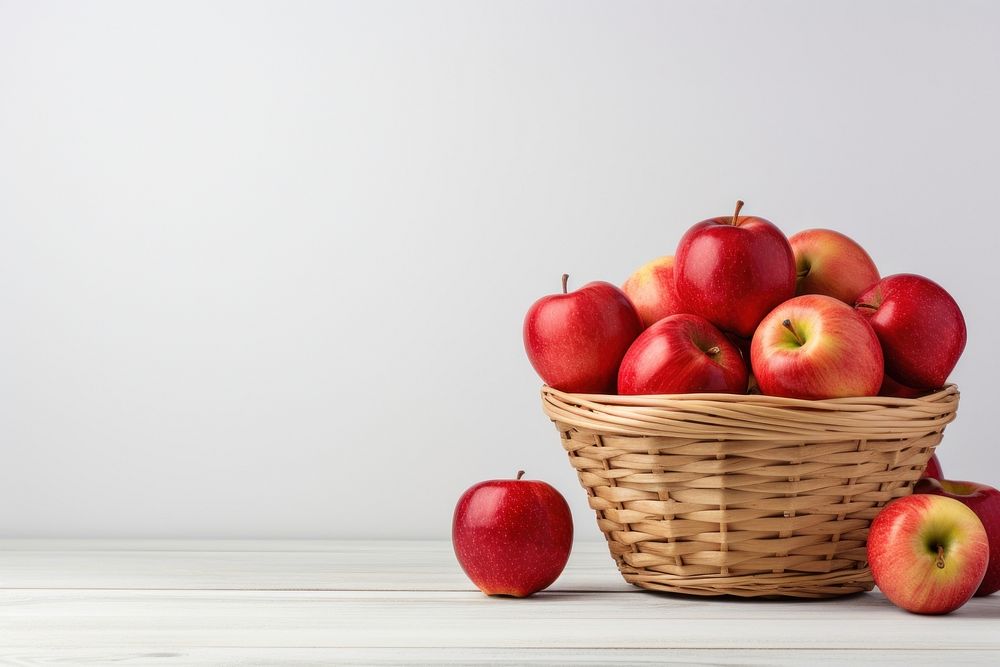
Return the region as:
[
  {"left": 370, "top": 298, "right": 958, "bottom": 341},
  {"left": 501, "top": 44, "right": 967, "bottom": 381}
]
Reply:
[
  {"left": 3, "top": 589, "right": 1000, "bottom": 650},
  {"left": 0, "top": 647, "right": 997, "bottom": 666},
  {"left": 0, "top": 540, "right": 998, "bottom": 664},
  {"left": 0, "top": 540, "right": 628, "bottom": 591}
]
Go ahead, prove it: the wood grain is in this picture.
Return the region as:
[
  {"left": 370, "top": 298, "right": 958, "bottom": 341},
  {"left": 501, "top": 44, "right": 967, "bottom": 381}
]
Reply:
[
  {"left": 0, "top": 540, "right": 628, "bottom": 592},
  {"left": 0, "top": 648, "right": 997, "bottom": 666},
  {"left": 0, "top": 540, "right": 997, "bottom": 664}
]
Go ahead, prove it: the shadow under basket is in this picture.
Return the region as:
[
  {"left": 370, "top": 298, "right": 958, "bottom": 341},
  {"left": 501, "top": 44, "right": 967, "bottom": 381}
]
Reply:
[{"left": 541, "top": 384, "right": 960, "bottom": 598}]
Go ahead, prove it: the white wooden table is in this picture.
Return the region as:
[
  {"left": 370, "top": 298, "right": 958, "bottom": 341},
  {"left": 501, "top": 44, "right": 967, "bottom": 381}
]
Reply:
[{"left": 1, "top": 540, "right": 998, "bottom": 664}]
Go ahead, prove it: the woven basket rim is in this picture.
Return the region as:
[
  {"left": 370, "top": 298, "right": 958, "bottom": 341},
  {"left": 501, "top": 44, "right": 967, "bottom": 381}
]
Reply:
[
  {"left": 542, "top": 383, "right": 957, "bottom": 408},
  {"left": 541, "top": 384, "right": 959, "bottom": 441}
]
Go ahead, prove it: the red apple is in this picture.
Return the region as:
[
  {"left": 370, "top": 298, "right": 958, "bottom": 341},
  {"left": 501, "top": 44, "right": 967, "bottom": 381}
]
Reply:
[
  {"left": 914, "top": 478, "right": 1000, "bottom": 597},
  {"left": 868, "top": 494, "right": 988, "bottom": 614},
  {"left": 675, "top": 200, "right": 796, "bottom": 338},
  {"left": 789, "top": 228, "right": 880, "bottom": 304},
  {"left": 524, "top": 274, "right": 642, "bottom": 393},
  {"left": 750, "top": 294, "right": 883, "bottom": 400},
  {"left": 855, "top": 274, "right": 966, "bottom": 390},
  {"left": 452, "top": 471, "right": 573, "bottom": 597},
  {"left": 879, "top": 373, "right": 926, "bottom": 399},
  {"left": 622, "top": 255, "right": 683, "bottom": 329},
  {"left": 922, "top": 454, "right": 944, "bottom": 481},
  {"left": 617, "top": 314, "right": 748, "bottom": 395}
]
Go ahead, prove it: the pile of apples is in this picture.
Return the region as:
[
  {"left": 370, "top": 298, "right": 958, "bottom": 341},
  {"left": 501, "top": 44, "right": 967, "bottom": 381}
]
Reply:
[
  {"left": 518, "top": 201, "right": 1000, "bottom": 612},
  {"left": 523, "top": 200, "right": 967, "bottom": 400}
]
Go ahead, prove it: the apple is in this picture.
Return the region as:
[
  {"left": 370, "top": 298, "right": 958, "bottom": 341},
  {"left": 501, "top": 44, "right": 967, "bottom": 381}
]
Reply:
[
  {"left": 675, "top": 200, "right": 796, "bottom": 338},
  {"left": 617, "top": 314, "right": 748, "bottom": 395},
  {"left": 868, "top": 494, "right": 988, "bottom": 614},
  {"left": 789, "top": 228, "right": 880, "bottom": 304},
  {"left": 922, "top": 454, "right": 944, "bottom": 481},
  {"left": 914, "top": 478, "right": 1000, "bottom": 597},
  {"left": 879, "top": 373, "right": 926, "bottom": 399},
  {"left": 524, "top": 274, "right": 642, "bottom": 393},
  {"left": 750, "top": 294, "right": 883, "bottom": 400},
  {"left": 622, "top": 255, "right": 683, "bottom": 329},
  {"left": 452, "top": 471, "right": 573, "bottom": 597},
  {"left": 855, "top": 274, "right": 966, "bottom": 390}
]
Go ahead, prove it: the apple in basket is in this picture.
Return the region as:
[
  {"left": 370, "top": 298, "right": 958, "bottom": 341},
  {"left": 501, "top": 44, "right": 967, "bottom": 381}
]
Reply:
[
  {"left": 750, "top": 294, "right": 883, "bottom": 400},
  {"left": 453, "top": 471, "right": 573, "bottom": 597},
  {"left": 914, "top": 477, "right": 1000, "bottom": 597},
  {"left": 674, "top": 200, "right": 796, "bottom": 338},
  {"left": 523, "top": 274, "right": 642, "bottom": 393},
  {"left": 788, "top": 228, "right": 880, "bottom": 304},
  {"left": 855, "top": 274, "right": 966, "bottom": 390},
  {"left": 868, "top": 494, "right": 988, "bottom": 614},
  {"left": 622, "top": 255, "right": 684, "bottom": 329},
  {"left": 618, "top": 314, "right": 748, "bottom": 394}
]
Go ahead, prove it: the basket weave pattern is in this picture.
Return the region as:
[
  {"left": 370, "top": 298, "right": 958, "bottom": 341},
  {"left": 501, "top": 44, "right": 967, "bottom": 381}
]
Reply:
[{"left": 542, "top": 385, "right": 959, "bottom": 598}]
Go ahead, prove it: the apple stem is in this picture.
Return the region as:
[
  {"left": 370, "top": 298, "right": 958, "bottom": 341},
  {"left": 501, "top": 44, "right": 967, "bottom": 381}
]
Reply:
[
  {"left": 561, "top": 274, "right": 569, "bottom": 294},
  {"left": 516, "top": 470, "right": 525, "bottom": 480},
  {"left": 731, "top": 200, "right": 745, "bottom": 226},
  {"left": 781, "top": 319, "right": 805, "bottom": 346},
  {"left": 706, "top": 346, "right": 720, "bottom": 356},
  {"left": 856, "top": 302, "right": 877, "bottom": 310},
  {"left": 936, "top": 545, "right": 945, "bottom": 569}
]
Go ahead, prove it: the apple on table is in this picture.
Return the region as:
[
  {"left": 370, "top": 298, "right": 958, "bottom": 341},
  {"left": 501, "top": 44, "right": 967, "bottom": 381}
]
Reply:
[
  {"left": 452, "top": 471, "right": 573, "bottom": 597},
  {"left": 868, "top": 494, "right": 989, "bottom": 614},
  {"left": 922, "top": 454, "right": 944, "bottom": 481},
  {"left": 915, "top": 477, "right": 1000, "bottom": 597}
]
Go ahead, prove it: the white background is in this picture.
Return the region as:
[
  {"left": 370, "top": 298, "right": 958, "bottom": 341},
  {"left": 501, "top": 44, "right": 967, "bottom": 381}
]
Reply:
[{"left": 1, "top": 0, "right": 997, "bottom": 539}]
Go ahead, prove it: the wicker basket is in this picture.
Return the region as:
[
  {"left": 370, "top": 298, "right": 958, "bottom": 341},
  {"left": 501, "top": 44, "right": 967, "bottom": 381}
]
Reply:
[{"left": 542, "top": 384, "right": 959, "bottom": 598}]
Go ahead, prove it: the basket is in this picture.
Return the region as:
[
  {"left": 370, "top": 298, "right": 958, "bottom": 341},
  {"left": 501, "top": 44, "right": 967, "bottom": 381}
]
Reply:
[{"left": 542, "top": 384, "right": 959, "bottom": 598}]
